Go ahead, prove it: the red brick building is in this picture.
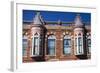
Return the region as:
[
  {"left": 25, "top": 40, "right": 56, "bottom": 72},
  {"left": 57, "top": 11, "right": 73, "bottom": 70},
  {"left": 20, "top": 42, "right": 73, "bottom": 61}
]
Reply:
[{"left": 22, "top": 12, "right": 91, "bottom": 62}]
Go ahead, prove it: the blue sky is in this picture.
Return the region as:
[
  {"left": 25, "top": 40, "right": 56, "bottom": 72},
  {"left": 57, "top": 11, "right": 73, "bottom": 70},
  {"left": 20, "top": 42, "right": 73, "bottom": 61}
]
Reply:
[{"left": 23, "top": 10, "right": 91, "bottom": 24}]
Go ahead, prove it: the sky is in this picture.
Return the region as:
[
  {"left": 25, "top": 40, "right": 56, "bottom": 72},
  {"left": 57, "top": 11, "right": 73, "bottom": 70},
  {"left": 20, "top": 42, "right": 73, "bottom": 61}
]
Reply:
[{"left": 23, "top": 10, "right": 91, "bottom": 24}]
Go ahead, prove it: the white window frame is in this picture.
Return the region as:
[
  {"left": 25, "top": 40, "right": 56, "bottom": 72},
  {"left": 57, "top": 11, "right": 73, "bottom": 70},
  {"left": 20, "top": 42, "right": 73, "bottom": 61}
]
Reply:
[
  {"left": 31, "top": 33, "right": 42, "bottom": 56},
  {"left": 74, "top": 34, "right": 84, "bottom": 55},
  {"left": 78, "top": 37, "right": 83, "bottom": 54}
]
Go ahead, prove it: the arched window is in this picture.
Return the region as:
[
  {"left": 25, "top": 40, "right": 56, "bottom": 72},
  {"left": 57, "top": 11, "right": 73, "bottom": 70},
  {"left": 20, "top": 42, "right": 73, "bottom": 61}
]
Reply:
[
  {"left": 75, "top": 33, "right": 84, "bottom": 55},
  {"left": 47, "top": 35, "right": 56, "bottom": 55},
  {"left": 78, "top": 37, "right": 83, "bottom": 53},
  {"left": 22, "top": 35, "right": 28, "bottom": 57},
  {"left": 63, "top": 35, "right": 71, "bottom": 55},
  {"left": 32, "top": 33, "right": 42, "bottom": 56}
]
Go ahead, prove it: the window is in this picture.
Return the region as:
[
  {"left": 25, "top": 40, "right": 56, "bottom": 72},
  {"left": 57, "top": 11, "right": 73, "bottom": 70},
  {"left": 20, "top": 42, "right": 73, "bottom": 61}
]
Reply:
[
  {"left": 32, "top": 33, "right": 42, "bottom": 56},
  {"left": 22, "top": 36, "right": 28, "bottom": 57},
  {"left": 47, "top": 35, "right": 56, "bottom": 55},
  {"left": 33, "top": 37, "right": 39, "bottom": 55},
  {"left": 78, "top": 37, "right": 83, "bottom": 53},
  {"left": 87, "top": 39, "right": 91, "bottom": 54},
  {"left": 63, "top": 35, "right": 71, "bottom": 55},
  {"left": 75, "top": 35, "right": 84, "bottom": 55}
]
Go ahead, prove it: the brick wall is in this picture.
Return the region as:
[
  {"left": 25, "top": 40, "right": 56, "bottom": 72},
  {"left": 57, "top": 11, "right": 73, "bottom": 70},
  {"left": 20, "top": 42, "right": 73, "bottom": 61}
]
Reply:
[{"left": 23, "top": 25, "right": 91, "bottom": 62}]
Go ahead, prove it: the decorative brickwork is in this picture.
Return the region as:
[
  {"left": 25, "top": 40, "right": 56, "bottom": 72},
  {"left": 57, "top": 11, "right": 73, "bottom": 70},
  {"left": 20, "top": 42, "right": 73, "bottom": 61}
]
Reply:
[{"left": 22, "top": 13, "right": 91, "bottom": 62}]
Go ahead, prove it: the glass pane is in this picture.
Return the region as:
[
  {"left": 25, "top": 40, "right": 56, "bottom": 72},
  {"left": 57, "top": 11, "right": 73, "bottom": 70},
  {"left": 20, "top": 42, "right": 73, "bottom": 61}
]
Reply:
[
  {"left": 34, "top": 37, "right": 38, "bottom": 46},
  {"left": 48, "top": 39, "right": 55, "bottom": 55},
  {"left": 63, "top": 39, "right": 71, "bottom": 54},
  {"left": 78, "top": 37, "right": 82, "bottom": 53},
  {"left": 88, "top": 39, "right": 91, "bottom": 47},
  {"left": 22, "top": 39, "right": 28, "bottom": 56},
  {"left": 78, "top": 37, "right": 82, "bottom": 45},
  {"left": 33, "top": 37, "right": 39, "bottom": 55}
]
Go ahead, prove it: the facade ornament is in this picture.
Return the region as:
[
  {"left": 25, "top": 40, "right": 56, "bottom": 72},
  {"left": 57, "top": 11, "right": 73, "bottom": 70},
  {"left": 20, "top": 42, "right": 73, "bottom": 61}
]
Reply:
[
  {"left": 33, "top": 12, "right": 45, "bottom": 25},
  {"left": 74, "top": 14, "right": 83, "bottom": 28}
]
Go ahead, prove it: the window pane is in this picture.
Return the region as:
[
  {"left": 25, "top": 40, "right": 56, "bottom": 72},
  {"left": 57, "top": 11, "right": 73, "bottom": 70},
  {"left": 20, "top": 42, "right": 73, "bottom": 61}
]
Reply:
[
  {"left": 47, "top": 39, "right": 55, "bottom": 55},
  {"left": 63, "top": 39, "right": 71, "bottom": 54},
  {"left": 33, "top": 37, "right": 39, "bottom": 55},
  {"left": 34, "top": 37, "right": 38, "bottom": 46},
  {"left": 22, "top": 39, "right": 28, "bottom": 56},
  {"left": 78, "top": 37, "right": 82, "bottom": 53}
]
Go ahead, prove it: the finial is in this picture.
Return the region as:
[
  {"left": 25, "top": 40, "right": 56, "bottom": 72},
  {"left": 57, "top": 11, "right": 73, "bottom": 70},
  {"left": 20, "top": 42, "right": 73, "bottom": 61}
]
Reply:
[
  {"left": 33, "top": 12, "right": 44, "bottom": 25},
  {"left": 74, "top": 14, "right": 83, "bottom": 27},
  {"left": 58, "top": 19, "right": 62, "bottom": 25}
]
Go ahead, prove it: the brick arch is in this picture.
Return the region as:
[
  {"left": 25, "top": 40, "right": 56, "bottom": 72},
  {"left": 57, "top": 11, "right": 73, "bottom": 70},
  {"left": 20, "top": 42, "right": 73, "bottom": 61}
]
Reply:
[
  {"left": 63, "top": 34, "right": 71, "bottom": 39},
  {"left": 62, "top": 33, "right": 71, "bottom": 39},
  {"left": 47, "top": 34, "right": 56, "bottom": 39},
  {"left": 46, "top": 32, "right": 56, "bottom": 38}
]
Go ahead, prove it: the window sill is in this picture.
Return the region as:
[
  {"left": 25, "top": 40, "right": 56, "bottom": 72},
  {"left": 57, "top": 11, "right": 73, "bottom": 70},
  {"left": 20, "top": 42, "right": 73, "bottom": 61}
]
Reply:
[
  {"left": 30, "top": 55, "right": 43, "bottom": 57},
  {"left": 45, "top": 55, "right": 56, "bottom": 57}
]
